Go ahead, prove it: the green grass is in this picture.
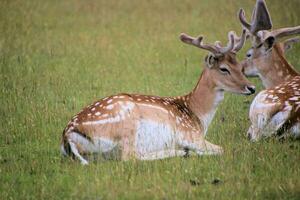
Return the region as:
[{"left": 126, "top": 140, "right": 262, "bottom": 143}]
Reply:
[{"left": 1, "top": 0, "right": 300, "bottom": 199}]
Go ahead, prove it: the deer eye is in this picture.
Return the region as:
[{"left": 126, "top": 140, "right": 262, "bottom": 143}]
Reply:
[
  {"left": 256, "top": 43, "right": 263, "bottom": 48},
  {"left": 219, "top": 66, "right": 230, "bottom": 75}
]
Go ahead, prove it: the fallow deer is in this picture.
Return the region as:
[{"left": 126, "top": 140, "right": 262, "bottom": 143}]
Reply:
[
  {"left": 61, "top": 30, "right": 255, "bottom": 164},
  {"left": 238, "top": 0, "right": 300, "bottom": 141}
]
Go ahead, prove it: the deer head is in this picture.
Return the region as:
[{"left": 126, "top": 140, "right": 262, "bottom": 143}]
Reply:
[
  {"left": 180, "top": 30, "right": 255, "bottom": 95},
  {"left": 239, "top": 0, "right": 300, "bottom": 83}
]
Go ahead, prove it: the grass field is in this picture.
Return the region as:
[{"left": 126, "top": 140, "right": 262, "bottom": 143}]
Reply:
[{"left": 1, "top": 0, "right": 300, "bottom": 199}]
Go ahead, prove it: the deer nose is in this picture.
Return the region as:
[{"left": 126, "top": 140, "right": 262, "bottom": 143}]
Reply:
[{"left": 245, "top": 85, "right": 256, "bottom": 95}]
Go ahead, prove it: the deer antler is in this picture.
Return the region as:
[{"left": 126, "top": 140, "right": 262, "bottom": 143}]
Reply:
[
  {"left": 232, "top": 29, "right": 247, "bottom": 52},
  {"left": 238, "top": 0, "right": 272, "bottom": 35},
  {"left": 250, "top": 0, "right": 272, "bottom": 34},
  {"left": 180, "top": 33, "right": 220, "bottom": 55},
  {"left": 238, "top": 9, "right": 251, "bottom": 32},
  {"left": 271, "top": 26, "right": 300, "bottom": 39},
  {"left": 180, "top": 31, "right": 237, "bottom": 56},
  {"left": 219, "top": 32, "right": 235, "bottom": 54}
]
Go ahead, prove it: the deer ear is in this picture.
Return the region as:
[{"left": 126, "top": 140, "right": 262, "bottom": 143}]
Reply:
[
  {"left": 263, "top": 36, "right": 275, "bottom": 51},
  {"left": 205, "top": 54, "right": 217, "bottom": 68},
  {"left": 283, "top": 37, "right": 300, "bottom": 52}
]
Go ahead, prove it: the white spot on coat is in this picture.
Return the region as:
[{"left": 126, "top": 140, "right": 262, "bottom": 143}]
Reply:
[
  {"left": 289, "top": 96, "right": 299, "bottom": 101},
  {"left": 107, "top": 99, "right": 113, "bottom": 104},
  {"left": 107, "top": 105, "right": 114, "bottom": 110}
]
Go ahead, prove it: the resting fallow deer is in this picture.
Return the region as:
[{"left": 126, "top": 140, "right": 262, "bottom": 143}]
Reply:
[
  {"left": 61, "top": 30, "right": 255, "bottom": 165},
  {"left": 238, "top": 0, "right": 300, "bottom": 141}
]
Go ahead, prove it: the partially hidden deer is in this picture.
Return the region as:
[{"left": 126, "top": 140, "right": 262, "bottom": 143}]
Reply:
[
  {"left": 238, "top": 0, "right": 300, "bottom": 141},
  {"left": 61, "top": 30, "right": 255, "bottom": 164}
]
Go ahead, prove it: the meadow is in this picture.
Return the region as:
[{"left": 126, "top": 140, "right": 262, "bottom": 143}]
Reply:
[{"left": 1, "top": 0, "right": 300, "bottom": 199}]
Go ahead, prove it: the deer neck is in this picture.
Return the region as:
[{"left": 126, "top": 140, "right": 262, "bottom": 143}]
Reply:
[
  {"left": 186, "top": 68, "right": 224, "bottom": 134},
  {"left": 259, "top": 45, "right": 299, "bottom": 88}
]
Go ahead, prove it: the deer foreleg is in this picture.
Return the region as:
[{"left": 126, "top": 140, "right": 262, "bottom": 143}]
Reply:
[
  {"left": 178, "top": 139, "right": 223, "bottom": 156},
  {"left": 138, "top": 150, "right": 187, "bottom": 160}
]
